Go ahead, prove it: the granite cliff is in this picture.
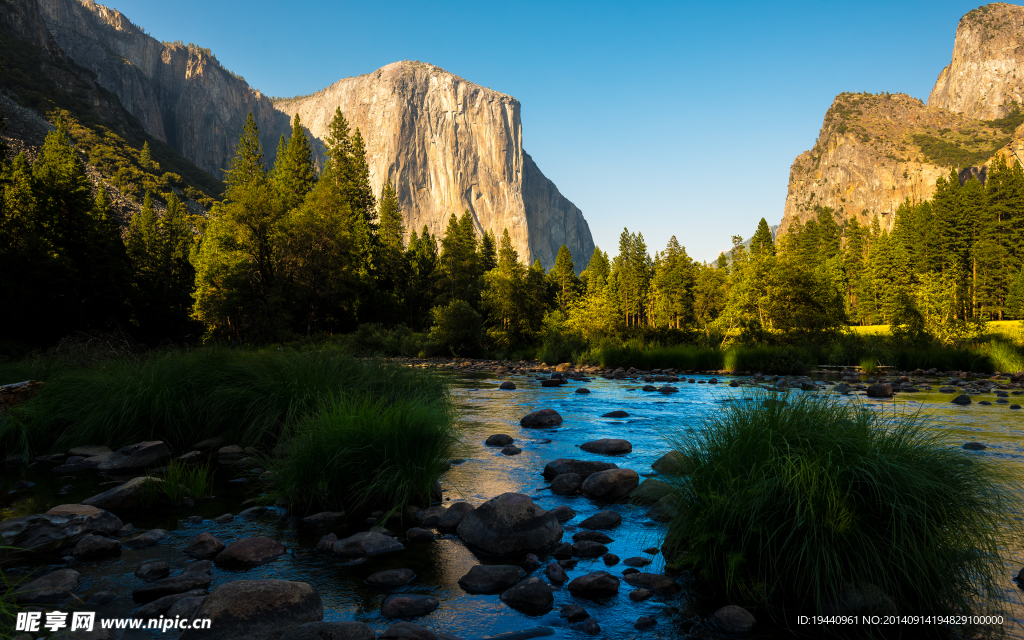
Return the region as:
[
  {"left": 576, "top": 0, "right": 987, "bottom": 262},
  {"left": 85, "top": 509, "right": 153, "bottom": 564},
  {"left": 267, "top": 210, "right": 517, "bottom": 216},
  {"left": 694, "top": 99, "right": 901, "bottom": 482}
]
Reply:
[
  {"left": 780, "top": 3, "right": 1024, "bottom": 236},
  {"left": 33, "top": 0, "right": 594, "bottom": 268}
]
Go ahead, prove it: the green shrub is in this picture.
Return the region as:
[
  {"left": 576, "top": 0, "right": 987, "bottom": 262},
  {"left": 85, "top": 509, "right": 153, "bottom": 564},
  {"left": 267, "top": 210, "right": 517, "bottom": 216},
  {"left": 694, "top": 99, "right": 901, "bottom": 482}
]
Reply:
[
  {"left": 268, "top": 393, "right": 456, "bottom": 513},
  {"left": 664, "top": 392, "right": 1022, "bottom": 629},
  {"left": 429, "top": 301, "right": 483, "bottom": 356}
]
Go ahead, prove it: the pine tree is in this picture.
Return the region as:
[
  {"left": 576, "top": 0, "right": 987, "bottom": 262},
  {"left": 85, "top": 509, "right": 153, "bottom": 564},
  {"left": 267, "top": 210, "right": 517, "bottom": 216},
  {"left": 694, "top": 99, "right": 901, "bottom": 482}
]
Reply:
[
  {"left": 479, "top": 230, "right": 498, "bottom": 272},
  {"left": 272, "top": 115, "right": 316, "bottom": 212},
  {"left": 140, "top": 141, "right": 155, "bottom": 170},
  {"left": 548, "top": 244, "right": 579, "bottom": 312},
  {"left": 749, "top": 218, "right": 775, "bottom": 256}
]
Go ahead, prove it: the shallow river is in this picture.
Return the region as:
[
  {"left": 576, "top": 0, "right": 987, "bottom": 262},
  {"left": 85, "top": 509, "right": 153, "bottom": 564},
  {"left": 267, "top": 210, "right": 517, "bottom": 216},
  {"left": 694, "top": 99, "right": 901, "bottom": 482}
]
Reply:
[{"left": 3, "top": 372, "right": 1024, "bottom": 639}]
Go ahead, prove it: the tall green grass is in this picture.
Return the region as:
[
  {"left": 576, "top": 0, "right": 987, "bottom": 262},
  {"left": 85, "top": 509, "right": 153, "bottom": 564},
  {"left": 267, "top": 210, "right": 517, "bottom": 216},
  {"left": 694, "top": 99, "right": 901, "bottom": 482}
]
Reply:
[
  {"left": 268, "top": 394, "right": 458, "bottom": 513},
  {"left": 1, "top": 347, "right": 449, "bottom": 457},
  {"left": 663, "top": 392, "right": 1022, "bottom": 630}
]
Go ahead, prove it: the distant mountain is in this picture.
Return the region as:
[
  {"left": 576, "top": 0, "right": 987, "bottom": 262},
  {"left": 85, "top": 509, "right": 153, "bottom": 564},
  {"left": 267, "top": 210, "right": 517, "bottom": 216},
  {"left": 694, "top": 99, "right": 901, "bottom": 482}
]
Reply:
[
  {"left": 779, "top": 3, "right": 1024, "bottom": 236},
  {"left": 31, "top": 0, "right": 594, "bottom": 268}
]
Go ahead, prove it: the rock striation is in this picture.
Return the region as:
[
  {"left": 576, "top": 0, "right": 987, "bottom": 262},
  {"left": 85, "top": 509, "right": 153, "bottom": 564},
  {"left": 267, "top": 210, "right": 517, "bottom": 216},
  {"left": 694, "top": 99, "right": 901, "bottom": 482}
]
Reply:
[{"left": 36, "top": 0, "right": 594, "bottom": 268}]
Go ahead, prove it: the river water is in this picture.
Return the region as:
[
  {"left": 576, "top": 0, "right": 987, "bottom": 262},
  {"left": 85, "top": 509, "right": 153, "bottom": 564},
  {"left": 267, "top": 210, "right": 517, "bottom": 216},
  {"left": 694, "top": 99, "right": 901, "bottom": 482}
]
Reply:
[{"left": 3, "top": 371, "right": 1024, "bottom": 639}]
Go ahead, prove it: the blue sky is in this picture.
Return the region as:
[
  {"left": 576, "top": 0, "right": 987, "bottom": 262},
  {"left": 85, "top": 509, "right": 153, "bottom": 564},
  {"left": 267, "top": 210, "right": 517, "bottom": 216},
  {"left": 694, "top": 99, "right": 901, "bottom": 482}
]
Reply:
[{"left": 110, "top": 0, "right": 984, "bottom": 263}]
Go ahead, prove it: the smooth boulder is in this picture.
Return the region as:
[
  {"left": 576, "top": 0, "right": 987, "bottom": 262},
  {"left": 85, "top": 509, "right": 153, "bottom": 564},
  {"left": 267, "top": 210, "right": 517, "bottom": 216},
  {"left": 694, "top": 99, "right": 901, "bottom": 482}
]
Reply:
[
  {"left": 458, "top": 564, "right": 525, "bottom": 594},
  {"left": 498, "top": 576, "right": 553, "bottom": 612},
  {"left": 179, "top": 580, "right": 324, "bottom": 640},
  {"left": 629, "top": 478, "right": 672, "bottom": 505},
  {"left": 12, "top": 569, "right": 79, "bottom": 603},
  {"left": 651, "top": 451, "right": 692, "bottom": 475},
  {"left": 542, "top": 459, "right": 618, "bottom": 481},
  {"left": 866, "top": 383, "right": 893, "bottom": 398},
  {"left": 579, "top": 439, "right": 632, "bottom": 455},
  {"left": 367, "top": 569, "right": 416, "bottom": 589},
  {"left": 381, "top": 594, "right": 439, "bottom": 619},
  {"left": 215, "top": 537, "right": 286, "bottom": 567},
  {"left": 581, "top": 468, "right": 639, "bottom": 500},
  {"left": 567, "top": 571, "right": 619, "bottom": 598},
  {"left": 81, "top": 476, "right": 162, "bottom": 510},
  {"left": 456, "top": 493, "right": 563, "bottom": 555},
  {"left": 184, "top": 532, "right": 226, "bottom": 558},
  {"left": 438, "top": 503, "right": 475, "bottom": 529},
  {"left": 97, "top": 441, "right": 170, "bottom": 472},
  {"left": 520, "top": 409, "right": 563, "bottom": 428},
  {"left": 123, "top": 528, "right": 170, "bottom": 549},
  {"left": 132, "top": 571, "right": 212, "bottom": 604},
  {"left": 485, "top": 434, "right": 514, "bottom": 447},
  {"left": 0, "top": 505, "right": 122, "bottom": 555},
  {"left": 332, "top": 531, "right": 404, "bottom": 557},
  {"left": 600, "top": 410, "right": 629, "bottom": 418},
  {"left": 713, "top": 605, "right": 756, "bottom": 636},
  {"left": 70, "top": 533, "right": 121, "bottom": 558},
  {"left": 952, "top": 394, "right": 972, "bottom": 405},
  {"left": 622, "top": 572, "right": 679, "bottom": 593},
  {"left": 550, "top": 473, "right": 582, "bottom": 495},
  {"left": 578, "top": 510, "right": 622, "bottom": 529}
]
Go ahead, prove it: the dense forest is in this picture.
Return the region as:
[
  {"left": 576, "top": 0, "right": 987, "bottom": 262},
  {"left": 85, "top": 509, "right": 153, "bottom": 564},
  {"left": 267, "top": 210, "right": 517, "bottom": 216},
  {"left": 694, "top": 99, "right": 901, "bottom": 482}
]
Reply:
[{"left": 2, "top": 107, "right": 1024, "bottom": 360}]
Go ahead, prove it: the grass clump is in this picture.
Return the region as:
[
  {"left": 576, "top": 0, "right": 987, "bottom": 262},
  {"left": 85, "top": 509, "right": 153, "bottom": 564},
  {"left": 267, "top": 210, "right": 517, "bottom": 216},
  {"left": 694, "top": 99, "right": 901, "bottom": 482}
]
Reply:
[
  {"left": 1, "top": 347, "right": 448, "bottom": 457},
  {"left": 144, "top": 459, "right": 212, "bottom": 506},
  {"left": 268, "top": 394, "right": 457, "bottom": 514},
  {"left": 663, "top": 392, "right": 1022, "bottom": 629}
]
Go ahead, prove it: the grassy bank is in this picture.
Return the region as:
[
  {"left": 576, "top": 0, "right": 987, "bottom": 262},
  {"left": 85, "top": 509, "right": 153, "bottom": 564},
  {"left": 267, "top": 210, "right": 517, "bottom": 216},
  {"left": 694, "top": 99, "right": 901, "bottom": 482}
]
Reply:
[
  {"left": 0, "top": 347, "right": 457, "bottom": 513},
  {"left": 661, "top": 392, "right": 1023, "bottom": 631}
]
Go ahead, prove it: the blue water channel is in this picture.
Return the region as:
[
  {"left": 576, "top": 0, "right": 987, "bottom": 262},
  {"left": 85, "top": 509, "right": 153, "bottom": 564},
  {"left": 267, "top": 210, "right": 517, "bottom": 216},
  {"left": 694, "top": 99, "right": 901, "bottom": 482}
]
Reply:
[{"left": 3, "top": 370, "right": 1024, "bottom": 638}]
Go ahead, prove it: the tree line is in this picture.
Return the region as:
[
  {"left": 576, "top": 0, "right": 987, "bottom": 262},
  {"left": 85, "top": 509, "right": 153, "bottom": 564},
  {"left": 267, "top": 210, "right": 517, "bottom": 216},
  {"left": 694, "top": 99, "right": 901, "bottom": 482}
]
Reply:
[{"left": 2, "top": 110, "right": 1023, "bottom": 356}]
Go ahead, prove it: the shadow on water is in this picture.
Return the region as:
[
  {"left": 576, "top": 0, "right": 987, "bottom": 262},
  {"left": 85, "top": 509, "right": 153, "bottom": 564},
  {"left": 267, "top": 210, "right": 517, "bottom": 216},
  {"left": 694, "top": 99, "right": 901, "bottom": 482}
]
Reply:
[{"left": 3, "top": 371, "right": 1024, "bottom": 638}]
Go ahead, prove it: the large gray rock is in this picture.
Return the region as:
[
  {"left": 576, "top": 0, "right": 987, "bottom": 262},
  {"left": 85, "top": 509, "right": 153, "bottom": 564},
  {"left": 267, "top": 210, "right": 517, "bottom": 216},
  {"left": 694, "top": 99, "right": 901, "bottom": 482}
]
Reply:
[
  {"left": 579, "top": 439, "right": 632, "bottom": 455},
  {"left": 132, "top": 571, "right": 212, "bottom": 604},
  {"left": 379, "top": 622, "right": 442, "bottom": 640},
  {"left": 332, "top": 531, "right": 404, "bottom": 557},
  {"left": 366, "top": 569, "right": 416, "bottom": 589},
  {"left": 651, "top": 451, "right": 692, "bottom": 475},
  {"left": 542, "top": 459, "right": 618, "bottom": 481},
  {"left": 581, "top": 468, "right": 639, "bottom": 500},
  {"left": 215, "top": 537, "right": 286, "bottom": 567},
  {"left": 866, "top": 383, "right": 893, "bottom": 398},
  {"left": 81, "top": 476, "right": 162, "bottom": 510},
  {"left": 123, "top": 529, "right": 170, "bottom": 549},
  {"left": 548, "top": 505, "right": 576, "bottom": 523},
  {"left": 629, "top": 478, "right": 673, "bottom": 505},
  {"left": 280, "top": 622, "right": 376, "bottom": 640},
  {"left": 578, "top": 510, "right": 621, "bottom": 529},
  {"left": 52, "top": 453, "right": 111, "bottom": 473},
  {"left": 713, "top": 605, "right": 756, "bottom": 636},
  {"left": 457, "top": 564, "right": 525, "bottom": 594},
  {"left": 498, "top": 576, "right": 553, "bottom": 612},
  {"left": 69, "top": 533, "right": 121, "bottom": 558},
  {"left": 622, "top": 572, "right": 679, "bottom": 593},
  {"left": 136, "top": 561, "right": 171, "bottom": 582},
  {"left": 97, "top": 441, "right": 169, "bottom": 472},
  {"left": 456, "top": 493, "right": 562, "bottom": 555},
  {"left": 437, "top": 502, "right": 475, "bottom": 530},
  {"left": 0, "top": 505, "right": 122, "bottom": 555},
  {"left": 12, "top": 569, "right": 80, "bottom": 603},
  {"left": 183, "top": 532, "right": 226, "bottom": 558},
  {"left": 179, "top": 580, "right": 324, "bottom": 640},
  {"left": 550, "top": 473, "right": 582, "bottom": 495},
  {"left": 567, "top": 571, "right": 619, "bottom": 598},
  {"left": 135, "top": 589, "right": 208, "bottom": 618},
  {"left": 520, "top": 409, "right": 563, "bottom": 428},
  {"left": 381, "top": 594, "right": 439, "bottom": 618}
]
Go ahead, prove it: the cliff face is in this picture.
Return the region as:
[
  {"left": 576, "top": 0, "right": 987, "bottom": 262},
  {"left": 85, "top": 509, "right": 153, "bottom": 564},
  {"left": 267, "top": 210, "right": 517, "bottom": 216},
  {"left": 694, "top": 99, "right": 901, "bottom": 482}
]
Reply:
[
  {"left": 274, "top": 62, "right": 593, "bottom": 267},
  {"left": 928, "top": 3, "right": 1024, "bottom": 120},
  {"left": 36, "top": 0, "right": 291, "bottom": 177},
  {"left": 36, "top": 1, "right": 593, "bottom": 268},
  {"left": 780, "top": 93, "right": 1008, "bottom": 234}
]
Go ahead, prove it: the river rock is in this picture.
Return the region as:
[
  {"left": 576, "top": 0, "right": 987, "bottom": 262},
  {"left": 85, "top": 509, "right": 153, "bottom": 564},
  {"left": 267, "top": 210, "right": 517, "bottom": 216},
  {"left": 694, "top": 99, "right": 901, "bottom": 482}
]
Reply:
[
  {"left": 520, "top": 409, "right": 563, "bottom": 428},
  {"left": 542, "top": 459, "right": 618, "bottom": 480},
  {"left": 301, "top": 512, "right": 346, "bottom": 526},
  {"left": 124, "top": 528, "right": 169, "bottom": 549},
  {"left": 540, "top": 379, "right": 563, "bottom": 387},
  {"left": 237, "top": 506, "right": 268, "bottom": 519},
  {"left": 184, "top": 532, "right": 226, "bottom": 558},
  {"left": 214, "top": 513, "right": 234, "bottom": 523},
  {"left": 578, "top": 510, "right": 622, "bottom": 529},
  {"left": 0, "top": 505, "right": 122, "bottom": 555},
  {"left": 192, "top": 437, "right": 225, "bottom": 451},
  {"left": 866, "top": 383, "right": 893, "bottom": 398},
  {"left": 12, "top": 568, "right": 79, "bottom": 603},
  {"left": 952, "top": 394, "right": 972, "bottom": 405},
  {"left": 136, "top": 561, "right": 171, "bottom": 582},
  {"left": 579, "top": 439, "right": 632, "bottom": 455},
  {"left": 550, "top": 472, "right": 582, "bottom": 495},
  {"left": 623, "top": 556, "right": 652, "bottom": 567},
  {"left": 572, "top": 541, "right": 608, "bottom": 558},
  {"left": 629, "top": 588, "right": 652, "bottom": 601},
  {"left": 548, "top": 505, "right": 576, "bottom": 523},
  {"left": 456, "top": 492, "right": 563, "bottom": 555},
  {"left": 81, "top": 476, "right": 162, "bottom": 510},
  {"left": 635, "top": 616, "right": 657, "bottom": 630},
  {"left": 215, "top": 536, "right": 286, "bottom": 567},
  {"left": 603, "top": 553, "right": 619, "bottom": 565},
  {"left": 132, "top": 571, "right": 212, "bottom": 604},
  {"left": 561, "top": 604, "right": 589, "bottom": 622},
  {"left": 97, "top": 441, "right": 169, "bottom": 472},
  {"left": 332, "top": 531, "right": 404, "bottom": 557},
  {"left": 167, "top": 595, "right": 206, "bottom": 623},
  {"left": 501, "top": 445, "right": 522, "bottom": 456},
  {"left": 713, "top": 605, "right": 756, "bottom": 635},
  {"left": 600, "top": 410, "right": 630, "bottom": 418},
  {"left": 545, "top": 562, "right": 568, "bottom": 585},
  {"left": 498, "top": 576, "right": 553, "bottom": 612},
  {"left": 651, "top": 450, "right": 692, "bottom": 475},
  {"left": 418, "top": 505, "right": 447, "bottom": 526},
  {"left": 963, "top": 442, "right": 987, "bottom": 451},
  {"left": 367, "top": 568, "right": 416, "bottom": 589},
  {"left": 458, "top": 564, "right": 525, "bottom": 593},
  {"left": 647, "top": 495, "right": 679, "bottom": 522},
  {"left": 438, "top": 502, "right": 475, "bottom": 529},
  {"left": 581, "top": 468, "right": 639, "bottom": 500},
  {"left": 552, "top": 542, "right": 572, "bottom": 558},
  {"left": 498, "top": 381, "right": 516, "bottom": 390},
  {"left": 280, "top": 621, "right": 376, "bottom": 640},
  {"left": 179, "top": 580, "right": 324, "bottom": 640},
  {"left": 407, "top": 527, "right": 434, "bottom": 541},
  {"left": 379, "top": 622, "right": 443, "bottom": 640},
  {"left": 68, "top": 445, "right": 113, "bottom": 457},
  {"left": 70, "top": 533, "right": 121, "bottom": 558},
  {"left": 575, "top": 387, "right": 590, "bottom": 394},
  {"left": 573, "top": 531, "right": 613, "bottom": 543},
  {"left": 485, "top": 434, "right": 514, "bottom": 446},
  {"left": 567, "top": 571, "right": 619, "bottom": 598},
  {"left": 134, "top": 589, "right": 208, "bottom": 618},
  {"left": 316, "top": 533, "right": 337, "bottom": 551},
  {"left": 52, "top": 454, "right": 111, "bottom": 474},
  {"left": 629, "top": 478, "right": 672, "bottom": 505},
  {"left": 382, "top": 594, "right": 439, "bottom": 618},
  {"left": 622, "top": 572, "right": 679, "bottom": 593}
]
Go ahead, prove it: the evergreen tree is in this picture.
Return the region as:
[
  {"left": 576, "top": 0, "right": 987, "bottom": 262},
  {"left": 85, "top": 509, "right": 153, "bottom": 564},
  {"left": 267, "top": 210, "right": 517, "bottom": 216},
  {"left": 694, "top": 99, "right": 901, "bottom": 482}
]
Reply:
[
  {"left": 749, "top": 218, "right": 775, "bottom": 256},
  {"left": 439, "top": 211, "right": 480, "bottom": 305},
  {"left": 272, "top": 114, "right": 316, "bottom": 212},
  {"left": 479, "top": 230, "right": 498, "bottom": 272},
  {"left": 406, "top": 225, "right": 440, "bottom": 330},
  {"left": 140, "top": 141, "right": 155, "bottom": 170},
  {"left": 548, "top": 244, "right": 579, "bottom": 312}
]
